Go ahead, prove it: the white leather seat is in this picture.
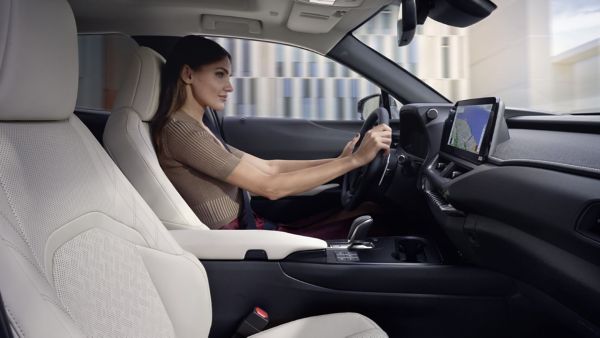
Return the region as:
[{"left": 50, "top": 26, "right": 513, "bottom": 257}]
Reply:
[
  {"left": 103, "top": 44, "right": 207, "bottom": 230},
  {"left": 0, "top": 0, "right": 388, "bottom": 337}
]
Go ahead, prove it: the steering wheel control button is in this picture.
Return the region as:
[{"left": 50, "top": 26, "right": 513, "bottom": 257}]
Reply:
[{"left": 398, "top": 154, "right": 407, "bottom": 163}]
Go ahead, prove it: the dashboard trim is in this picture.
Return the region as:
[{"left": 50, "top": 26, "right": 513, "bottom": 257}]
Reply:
[{"left": 488, "top": 156, "right": 600, "bottom": 179}]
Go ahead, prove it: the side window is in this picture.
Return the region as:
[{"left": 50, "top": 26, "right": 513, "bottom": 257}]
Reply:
[
  {"left": 76, "top": 34, "right": 138, "bottom": 113},
  {"left": 211, "top": 37, "right": 381, "bottom": 121}
]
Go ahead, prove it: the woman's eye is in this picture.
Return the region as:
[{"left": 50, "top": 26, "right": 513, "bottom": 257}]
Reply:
[{"left": 216, "top": 72, "right": 225, "bottom": 78}]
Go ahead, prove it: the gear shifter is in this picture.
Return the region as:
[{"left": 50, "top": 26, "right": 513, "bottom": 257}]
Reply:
[{"left": 347, "top": 215, "right": 374, "bottom": 250}]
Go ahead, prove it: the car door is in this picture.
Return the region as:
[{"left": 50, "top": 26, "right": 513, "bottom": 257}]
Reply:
[{"left": 223, "top": 116, "right": 362, "bottom": 223}]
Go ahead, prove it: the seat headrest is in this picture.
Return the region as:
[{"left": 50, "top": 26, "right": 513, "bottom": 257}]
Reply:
[
  {"left": 0, "top": 0, "right": 77, "bottom": 121},
  {"left": 113, "top": 47, "right": 165, "bottom": 122}
]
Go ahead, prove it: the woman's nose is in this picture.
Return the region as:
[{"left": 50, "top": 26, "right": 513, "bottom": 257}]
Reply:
[{"left": 225, "top": 80, "right": 234, "bottom": 92}]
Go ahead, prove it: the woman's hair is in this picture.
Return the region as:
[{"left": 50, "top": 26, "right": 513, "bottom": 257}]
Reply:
[{"left": 151, "top": 35, "right": 231, "bottom": 151}]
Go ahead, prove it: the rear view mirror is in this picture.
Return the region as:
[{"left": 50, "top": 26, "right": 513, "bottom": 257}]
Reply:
[
  {"left": 396, "top": 0, "right": 496, "bottom": 47},
  {"left": 397, "top": 0, "right": 417, "bottom": 46},
  {"left": 428, "top": 0, "right": 497, "bottom": 28}
]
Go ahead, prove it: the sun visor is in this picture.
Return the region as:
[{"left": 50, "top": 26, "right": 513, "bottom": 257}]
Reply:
[{"left": 287, "top": 1, "right": 357, "bottom": 34}]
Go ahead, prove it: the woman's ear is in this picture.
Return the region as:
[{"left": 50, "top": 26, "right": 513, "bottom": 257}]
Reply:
[{"left": 180, "top": 65, "right": 193, "bottom": 85}]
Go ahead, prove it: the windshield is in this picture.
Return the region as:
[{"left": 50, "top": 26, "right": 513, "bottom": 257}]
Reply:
[{"left": 354, "top": 1, "right": 600, "bottom": 114}]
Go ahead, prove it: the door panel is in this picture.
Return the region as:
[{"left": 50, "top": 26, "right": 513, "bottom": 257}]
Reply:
[
  {"left": 223, "top": 117, "right": 362, "bottom": 160},
  {"left": 222, "top": 116, "right": 363, "bottom": 223}
]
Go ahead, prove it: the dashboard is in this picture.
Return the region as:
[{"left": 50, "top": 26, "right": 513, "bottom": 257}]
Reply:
[{"left": 395, "top": 100, "right": 600, "bottom": 335}]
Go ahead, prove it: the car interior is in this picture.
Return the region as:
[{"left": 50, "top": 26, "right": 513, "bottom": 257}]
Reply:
[{"left": 1, "top": 0, "right": 599, "bottom": 337}]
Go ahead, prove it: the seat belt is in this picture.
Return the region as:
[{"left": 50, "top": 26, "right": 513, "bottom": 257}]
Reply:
[
  {"left": 0, "top": 291, "right": 14, "bottom": 338},
  {"left": 233, "top": 306, "right": 270, "bottom": 338},
  {"left": 203, "top": 110, "right": 257, "bottom": 230}
]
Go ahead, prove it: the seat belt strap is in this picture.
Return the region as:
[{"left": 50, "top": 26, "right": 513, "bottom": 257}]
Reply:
[{"left": 203, "top": 111, "right": 257, "bottom": 229}]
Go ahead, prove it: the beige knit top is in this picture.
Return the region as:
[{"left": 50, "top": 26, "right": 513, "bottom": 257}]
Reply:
[{"left": 158, "top": 111, "right": 244, "bottom": 229}]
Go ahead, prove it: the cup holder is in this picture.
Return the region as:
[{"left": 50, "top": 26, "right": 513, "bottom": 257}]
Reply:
[{"left": 392, "top": 237, "right": 429, "bottom": 263}]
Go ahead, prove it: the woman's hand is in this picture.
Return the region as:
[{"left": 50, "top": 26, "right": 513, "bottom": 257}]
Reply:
[
  {"left": 351, "top": 124, "right": 392, "bottom": 166},
  {"left": 338, "top": 134, "right": 360, "bottom": 158}
]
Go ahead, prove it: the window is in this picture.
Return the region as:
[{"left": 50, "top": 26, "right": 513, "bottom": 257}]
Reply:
[
  {"left": 76, "top": 34, "right": 138, "bottom": 112},
  {"left": 441, "top": 37, "right": 450, "bottom": 79},
  {"left": 76, "top": 34, "right": 381, "bottom": 120},
  {"left": 213, "top": 37, "right": 379, "bottom": 120},
  {"left": 355, "top": 2, "right": 600, "bottom": 113}
]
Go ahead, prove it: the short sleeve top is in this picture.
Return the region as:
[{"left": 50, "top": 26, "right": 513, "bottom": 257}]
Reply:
[{"left": 158, "top": 111, "right": 245, "bottom": 228}]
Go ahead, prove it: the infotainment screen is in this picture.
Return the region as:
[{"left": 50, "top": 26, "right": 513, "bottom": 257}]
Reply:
[
  {"left": 440, "top": 97, "right": 504, "bottom": 163},
  {"left": 447, "top": 103, "right": 493, "bottom": 154}
]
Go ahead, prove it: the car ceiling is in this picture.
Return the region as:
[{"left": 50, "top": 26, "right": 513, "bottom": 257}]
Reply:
[{"left": 68, "top": 0, "right": 392, "bottom": 54}]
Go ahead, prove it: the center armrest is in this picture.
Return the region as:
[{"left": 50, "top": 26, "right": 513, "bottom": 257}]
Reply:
[{"left": 170, "top": 229, "right": 327, "bottom": 260}]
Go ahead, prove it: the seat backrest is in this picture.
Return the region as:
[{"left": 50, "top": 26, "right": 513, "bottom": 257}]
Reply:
[
  {"left": 0, "top": 0, "right": 212, "bottom": 336},
  {"left": 103, "top": 45, "right": 208, "bottom": 230}
]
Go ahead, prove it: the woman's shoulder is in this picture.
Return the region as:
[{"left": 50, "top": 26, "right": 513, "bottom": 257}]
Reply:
[
  {"left": 168, "top": 110, "right": 197, "bottom": 125},
  {"left": 165, "top": 111, "right": 205, "bottom": 133}
]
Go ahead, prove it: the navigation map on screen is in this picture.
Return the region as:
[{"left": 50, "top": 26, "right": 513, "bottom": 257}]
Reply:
[{"left": 447, "top": 104, "right": 493, "bottom": 154}]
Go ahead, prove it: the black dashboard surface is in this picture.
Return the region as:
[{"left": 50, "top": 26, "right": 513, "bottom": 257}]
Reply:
[
  {"left": 399, "top": 104, "right": 600, "bottom": 334},
  {"left": 490, "top": 129, "right": 600, "bottom": 177},
  {"left": 399, "top": 104, "right": 600, "bottom": 178}
]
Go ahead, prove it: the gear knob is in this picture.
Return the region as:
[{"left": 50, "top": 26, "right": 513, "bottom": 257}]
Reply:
[{"left": 347, "top": 215, "right": 373, "bottom": 243}]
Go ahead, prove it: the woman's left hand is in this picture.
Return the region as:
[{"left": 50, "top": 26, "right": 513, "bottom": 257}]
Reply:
[{"left": 338, "top": 134, "right": 360, "bottom": 158}]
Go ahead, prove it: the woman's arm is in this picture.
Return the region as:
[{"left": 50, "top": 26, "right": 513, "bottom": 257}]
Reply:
[
  {"left": 238, "top": 134, "right": 360, "bottom": 175},
  {"left": 225, "top": 125, "right": 390, "bottom": 200}
]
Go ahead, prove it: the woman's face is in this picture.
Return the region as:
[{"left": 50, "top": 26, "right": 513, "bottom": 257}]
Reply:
[{"left": 187, "top": 57, "right": 233, "bottom": 111}]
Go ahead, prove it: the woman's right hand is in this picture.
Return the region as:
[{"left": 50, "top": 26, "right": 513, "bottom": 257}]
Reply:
[{"left": 351, "top": 124, "right": 392, "bottom": 167}]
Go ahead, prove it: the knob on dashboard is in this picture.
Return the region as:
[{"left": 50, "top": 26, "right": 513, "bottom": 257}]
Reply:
[{"left": 426, "top": 108, "right": 438, "bottom": 121}]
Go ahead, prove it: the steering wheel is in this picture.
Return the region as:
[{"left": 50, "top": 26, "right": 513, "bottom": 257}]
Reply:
[{"left": 341, "top": 107, "right": 390, "bottom": 210}]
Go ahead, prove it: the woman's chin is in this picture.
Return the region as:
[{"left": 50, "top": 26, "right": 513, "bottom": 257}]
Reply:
[{"left": 210, "top": 103, "right": 225, "bottom": 111}]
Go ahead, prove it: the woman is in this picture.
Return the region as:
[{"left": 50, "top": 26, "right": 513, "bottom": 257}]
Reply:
[{"left": 152, "top": 35, "right": 392, "bottom": 237}]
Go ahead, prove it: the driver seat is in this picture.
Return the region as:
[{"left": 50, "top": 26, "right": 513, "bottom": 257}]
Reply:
[
  {"left": 103, "top": 43, "right": 207, "bottom": 230},
  {"left": 0, "top": 0, "right": 388, "bottom": 337}
]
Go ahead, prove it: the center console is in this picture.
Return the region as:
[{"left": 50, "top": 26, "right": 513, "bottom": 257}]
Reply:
[
  {"left": 423, "top": 97, "right": 508, "bottom": 219},
  {"left": 286, "top": 236, "right": 442, "bottom": 264}
]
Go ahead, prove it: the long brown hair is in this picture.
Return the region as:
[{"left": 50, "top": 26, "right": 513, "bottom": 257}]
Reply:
[{"left": 151, "top": 35, "right": 231, "bottom": 152}]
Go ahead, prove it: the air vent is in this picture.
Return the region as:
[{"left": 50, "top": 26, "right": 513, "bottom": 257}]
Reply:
[
  {"left": 299, "top": 12, "right": 330, "bottom": 20},
  {"left": 424, "top": 190, "right": 464, "bottom": 216}
]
